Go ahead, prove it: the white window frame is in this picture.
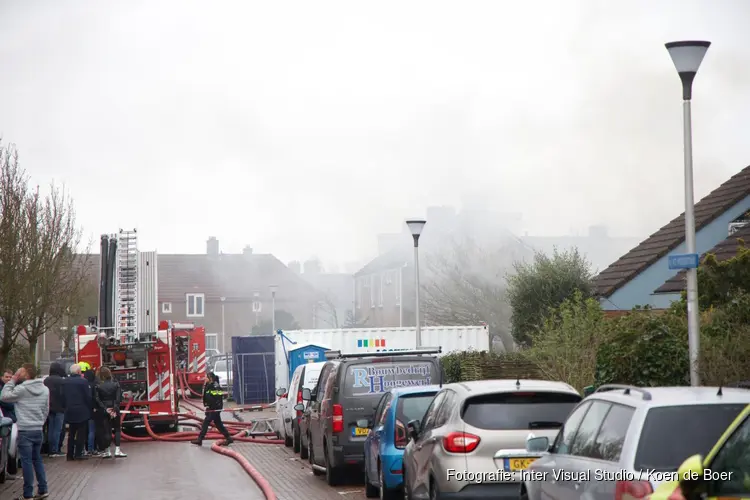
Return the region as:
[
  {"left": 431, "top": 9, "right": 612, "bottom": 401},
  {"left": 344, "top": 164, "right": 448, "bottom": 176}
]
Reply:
[
  {"left": 186, "top": 293, "right": 205, "bottom": 318},
  {"left": 355, "top": 279, "right": 361, "bottom": 310},
  {"left": 370, "top": 275, "right": 375, "bottom": 308},
  {"left": 161, "top": 302, "right": 172, "bottom": 314},
  {"left": 205, "top": 333, "right": 218, "bottom": 351}
]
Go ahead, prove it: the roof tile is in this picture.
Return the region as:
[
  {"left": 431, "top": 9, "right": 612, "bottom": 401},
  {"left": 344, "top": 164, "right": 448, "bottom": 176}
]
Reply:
[{"left": 593, "top": 165, "right": 750, "bottom": 297}]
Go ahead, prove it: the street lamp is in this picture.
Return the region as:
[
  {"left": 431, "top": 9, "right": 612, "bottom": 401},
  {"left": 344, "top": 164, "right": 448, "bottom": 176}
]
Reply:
[
  {"left": 406, "top": 219, "right": 426, "bottom": 348},
  {"left": 220, "top": 296, "right": 226, "bottom": 353},
  {"left": 270, "top": 284, "right": 278, "bottom": 334},
  {"left": 665, "top": 40, "right": 710, "bottom": 387}
]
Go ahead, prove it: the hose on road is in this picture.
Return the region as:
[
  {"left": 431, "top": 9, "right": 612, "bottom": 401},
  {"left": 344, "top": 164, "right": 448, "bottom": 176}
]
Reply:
[{"left": 113, "top": 370, "right": 283, "bottom": 500}]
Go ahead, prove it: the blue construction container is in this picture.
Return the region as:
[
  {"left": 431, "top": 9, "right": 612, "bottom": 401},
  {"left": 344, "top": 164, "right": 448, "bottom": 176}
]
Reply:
[
  {"left": 287, "top": 343, "right": 330, "bottom": 383},
  {"left": 231, "top": 336, "right": 275, "bottom": 405}
]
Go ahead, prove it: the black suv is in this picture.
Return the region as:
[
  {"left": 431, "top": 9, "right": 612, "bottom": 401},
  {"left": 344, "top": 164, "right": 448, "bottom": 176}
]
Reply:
[{"left": 301, "top": 348, "right": 441, "bottom": 486}]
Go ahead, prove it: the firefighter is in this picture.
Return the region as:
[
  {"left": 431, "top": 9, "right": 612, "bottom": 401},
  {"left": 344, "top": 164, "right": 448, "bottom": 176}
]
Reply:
[{"left": 191, "top": 372, "right": 233, "bottom": 446}]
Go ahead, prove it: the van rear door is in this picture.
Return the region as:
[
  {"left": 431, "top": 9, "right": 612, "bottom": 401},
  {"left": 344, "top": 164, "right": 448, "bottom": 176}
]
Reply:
[{"left": 339, "top": 357, "right": 438, "bottom": 448}]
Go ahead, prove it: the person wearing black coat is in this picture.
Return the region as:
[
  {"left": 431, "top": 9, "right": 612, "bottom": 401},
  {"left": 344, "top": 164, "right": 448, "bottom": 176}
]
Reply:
[
  {"left": 44, "top": 362, "right": 67, "bottom": 457},
  {"left": 63, "top": 364, "right": 92, "bottom": 460},
  {"left": 94, "top": 367, "right": 126, "bottom": 458},
  {"left": 190, "top": 372, "right": 233, "bottom": 446}
]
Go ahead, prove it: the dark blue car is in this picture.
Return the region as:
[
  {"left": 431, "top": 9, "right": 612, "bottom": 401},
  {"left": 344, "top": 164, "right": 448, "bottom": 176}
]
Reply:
[{"left": 363, "top": 385, "right": 440, "bottom": 499}]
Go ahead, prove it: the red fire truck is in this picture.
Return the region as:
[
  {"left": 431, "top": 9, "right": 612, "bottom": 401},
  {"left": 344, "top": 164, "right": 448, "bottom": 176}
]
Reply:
[
  {"left": 75, "top": 320, "right": 179, "bottom": 429},
  {"left": 173, "top": 323, "right": 208, "bottom": 395}
]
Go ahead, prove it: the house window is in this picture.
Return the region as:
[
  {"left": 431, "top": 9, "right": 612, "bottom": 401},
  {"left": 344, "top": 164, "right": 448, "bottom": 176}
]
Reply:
[
  {"left": 370, "top": 275, "right": 376, "bottom": 308},
  {"left": 186, "top": 293, "right": 205, "bottom": 317},
  {"left": 355, "top": 279, "right": 362, "bottom": 310},
  {"left": 395, "top": 269, "right": 401, "bottom": 306},
  {"left": 205, "top": 333, "right": 218, "bottom": 351},
  {"left": 162, "top": 302, "right": 172, "bottom": 314},
  {"left": 378, "top": 274, "right": 384, "bottom": 307}
]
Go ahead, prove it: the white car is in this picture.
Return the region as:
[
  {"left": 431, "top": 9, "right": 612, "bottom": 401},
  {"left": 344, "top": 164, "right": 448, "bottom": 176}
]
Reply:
[
  {"left": 213, "top": 358, "right": 232, "bottom": 390},
  {"left": 275, "top": 361, "right": 324, "bottom": 453}
]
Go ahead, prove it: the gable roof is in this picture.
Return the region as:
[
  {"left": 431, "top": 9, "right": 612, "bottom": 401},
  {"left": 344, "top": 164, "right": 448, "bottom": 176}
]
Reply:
[
  {"left": 654, "top": 224, "right": 750, "bottom": 294},
  {"left": 354, "top": 247, "right": 411, "bottom": 277},
  {"left": 593, "top": 165, "right": 750, "bottom": 298},
  {"left": 157, "top": 253, "right": 319, "bottom": 301}
]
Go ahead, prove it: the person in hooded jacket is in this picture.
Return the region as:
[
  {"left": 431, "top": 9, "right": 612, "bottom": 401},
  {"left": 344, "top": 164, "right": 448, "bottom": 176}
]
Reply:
[
  {"left": 94, "top": 367, "right": 126, "bottom": 458},
  {"left": 43, "top": 362, "right": 66, "bottom": 457},
  {"left": 1, "top": 363, "right": 50, "bottom": 500}
]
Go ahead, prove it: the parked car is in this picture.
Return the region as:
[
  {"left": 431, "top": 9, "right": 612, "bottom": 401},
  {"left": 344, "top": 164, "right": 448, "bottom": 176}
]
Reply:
[
  {"left": 276, "top": 361, "right": 325, "bottom": 452},
  {"left": 402, "top": 379, "right": 582, "bottom": 500},
  {"left": 522, "top": 385, "right": 750, "bottom": 500},
  {"left": 648, "top": 402, "right": 750, "bottom": 500},
  {"left": 303, "top": 348, "right": 442, "bottom": 486},
  {"left": 213, "top": 358, "right": 232, "bottom": 391},
  {"left": 363, "top": 385, "right": 440, "bottom": 499},
  {"left": 0, "top": 409, "right": 13, "bottom": 483}
]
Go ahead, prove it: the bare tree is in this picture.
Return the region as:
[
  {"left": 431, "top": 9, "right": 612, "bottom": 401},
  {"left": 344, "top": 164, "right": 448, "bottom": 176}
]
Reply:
[
  {"left": 22, "top": 185, "right": 92, "bottom": 363},
  {"left": 421, "top": 237, "right": 532, "bottom": 352},
  {"left": 315, "top": 294, "right": 340, "bottom": 328},
  {"left": 0, "top": 142, "right": 35, "bottom": 369}
]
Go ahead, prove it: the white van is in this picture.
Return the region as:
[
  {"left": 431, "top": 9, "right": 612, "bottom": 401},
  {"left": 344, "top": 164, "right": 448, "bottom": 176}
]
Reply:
[{"left": 275, "top": 361, "right": 324, "bottom": 452}]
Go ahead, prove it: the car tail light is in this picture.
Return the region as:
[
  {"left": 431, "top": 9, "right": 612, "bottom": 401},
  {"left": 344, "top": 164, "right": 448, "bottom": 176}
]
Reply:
[
  {"left": 394, "top": 419, "right": 408, "bottom": 449},
  {"left": 615, "top": 480, "right": 653, "bottom": 500},
  {"left": 332, "top": 404, "right": 344, "bottom": 433},
  {"left": 281, "top": 393, "right": 287, "bottom": 399},
  {"left": 442, "top": 432, "right": 480, "bottom": 453},
  {"left": 296, "top": 390, "right": 303, "bottom": 417}
]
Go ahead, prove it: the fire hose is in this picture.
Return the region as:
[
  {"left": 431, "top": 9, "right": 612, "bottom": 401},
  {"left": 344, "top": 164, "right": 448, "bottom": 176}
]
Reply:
[{"left": 111, "top": 374, "right": 284, "bottom": 500}]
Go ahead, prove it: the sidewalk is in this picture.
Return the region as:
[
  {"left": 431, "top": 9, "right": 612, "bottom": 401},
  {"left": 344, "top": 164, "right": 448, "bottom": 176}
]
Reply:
[{"left": 0, "top": 442, "right": 264, "bottom": 500}]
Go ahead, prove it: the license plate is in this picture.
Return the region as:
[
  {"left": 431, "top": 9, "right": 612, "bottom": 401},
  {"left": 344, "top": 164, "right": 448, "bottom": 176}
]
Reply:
[
  {"left": 507, "top": 458, "right": 536, "bottom": 471},
  {"left": 352, "top": 427, "right": 370, "bottom": 437}
]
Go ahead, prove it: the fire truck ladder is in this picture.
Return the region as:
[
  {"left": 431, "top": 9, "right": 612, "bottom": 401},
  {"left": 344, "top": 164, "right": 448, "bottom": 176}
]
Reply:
[{"left": 115, "top": 229, "right": 138, "bottom": 343}]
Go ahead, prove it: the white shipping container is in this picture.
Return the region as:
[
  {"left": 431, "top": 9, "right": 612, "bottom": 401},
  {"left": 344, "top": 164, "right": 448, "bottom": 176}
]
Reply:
[{"left": 274, "top": 325, "right": 490, "bottom": 391}]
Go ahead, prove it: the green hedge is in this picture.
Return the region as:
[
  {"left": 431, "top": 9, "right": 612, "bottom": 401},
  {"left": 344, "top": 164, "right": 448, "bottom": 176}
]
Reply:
[{"left": 440, "top": 350, "right": 544, "bottom": 384}]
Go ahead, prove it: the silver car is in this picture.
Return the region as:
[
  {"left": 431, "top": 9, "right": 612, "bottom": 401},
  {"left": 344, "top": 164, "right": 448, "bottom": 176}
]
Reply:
[
  {"left": 402, "top": 379, "right": 582, "bottom": 499},
  {"left": 522, "top": 385, "right": 750, "bottom": 500}
]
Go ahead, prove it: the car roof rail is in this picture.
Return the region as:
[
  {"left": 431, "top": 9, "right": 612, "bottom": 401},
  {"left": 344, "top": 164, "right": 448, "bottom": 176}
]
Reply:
[
  {"left": 594, "top": 384, "right": 652, "bottom": 401},
  {"left": 324, "top": 347, "right": 442, "bottom": 360}
]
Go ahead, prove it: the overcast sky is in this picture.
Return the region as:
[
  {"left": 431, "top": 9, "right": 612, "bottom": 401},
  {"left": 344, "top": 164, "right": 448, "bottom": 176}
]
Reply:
[{"left": 1, "top": 1, "right": 749, "bottom": 269}]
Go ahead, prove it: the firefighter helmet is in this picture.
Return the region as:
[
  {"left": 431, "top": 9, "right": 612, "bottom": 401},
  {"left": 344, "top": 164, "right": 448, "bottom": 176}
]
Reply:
[{"left": 79, "top": 361, "right": 91, "bottom": 372}]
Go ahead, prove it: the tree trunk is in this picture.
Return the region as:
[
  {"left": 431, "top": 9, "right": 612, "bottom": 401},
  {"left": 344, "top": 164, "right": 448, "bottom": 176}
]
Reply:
[{"left": 28, "top": 338, "right": 37, "bottom": 365}]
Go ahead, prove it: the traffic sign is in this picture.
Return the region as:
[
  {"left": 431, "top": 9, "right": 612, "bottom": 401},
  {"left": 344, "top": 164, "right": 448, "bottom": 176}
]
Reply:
[{"left": 668, "top": 253, "right": 699, "bottom": 270}]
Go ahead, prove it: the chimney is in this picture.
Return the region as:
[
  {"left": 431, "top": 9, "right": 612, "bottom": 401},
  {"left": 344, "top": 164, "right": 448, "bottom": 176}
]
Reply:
[
  {"left": 303, "top": 259, "right": 322, "bottom": 274},
  {"left": 242, "top": 245, "right": 253, "bottom": 256},
  {"left": 207, "top": 237, "right": 219, "bottom": 256}
]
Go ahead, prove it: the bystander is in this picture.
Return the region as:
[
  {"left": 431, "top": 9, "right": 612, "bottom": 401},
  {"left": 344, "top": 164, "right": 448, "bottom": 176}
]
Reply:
[{"left": 0, "top": 363, "right": 50, "bottom": 500}]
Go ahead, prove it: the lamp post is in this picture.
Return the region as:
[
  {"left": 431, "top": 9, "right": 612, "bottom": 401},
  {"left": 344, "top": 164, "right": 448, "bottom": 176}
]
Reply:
[
  {"left": 270, "top": 284, "right": 278, "bottom": 334},
  {"left": 665, "top": 40, "right": 711, "bottom": 387},
  {"left": 406, "top": 219, "right": 426, "bottom": 348},
  {"left": 220, "top": 296, "right": 226, "bottom": 353}
]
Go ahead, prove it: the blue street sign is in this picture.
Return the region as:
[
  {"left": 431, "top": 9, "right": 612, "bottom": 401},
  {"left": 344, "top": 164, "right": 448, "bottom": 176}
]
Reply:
[{"left": 668, "top": 253, "right": 699, "bottom": 270}]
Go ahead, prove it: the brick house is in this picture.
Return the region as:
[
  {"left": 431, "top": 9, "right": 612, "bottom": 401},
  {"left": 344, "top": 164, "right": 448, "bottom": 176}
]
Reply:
[
  {"left": 157, "top": 238, "right": 321, "bottom": 353},
  {"left": 353, "top": 246, "right": 415, "bottom": 328}
]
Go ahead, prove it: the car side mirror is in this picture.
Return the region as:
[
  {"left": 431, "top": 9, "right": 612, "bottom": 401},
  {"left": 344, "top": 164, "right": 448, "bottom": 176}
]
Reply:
[
  {"left": 301, "top": 388, "right": 312, "bottom": 401},
  {"left": 276, "top": 388, "right": 287, "bottom": 397},
  {"left": 406, "top": 419, "right": 421, "bottom": 441},
  {"left": 583, "top": 385, "right": 595, "bottom": 397},
  {"left": 677, "top": 454, "right": 706, "bottom": 500},
  {"left": 526, "top": 436, "right": 550, "bottom": 453},
  {"left": 293, "top": 403, "right": 304, "bottom": 412}
]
